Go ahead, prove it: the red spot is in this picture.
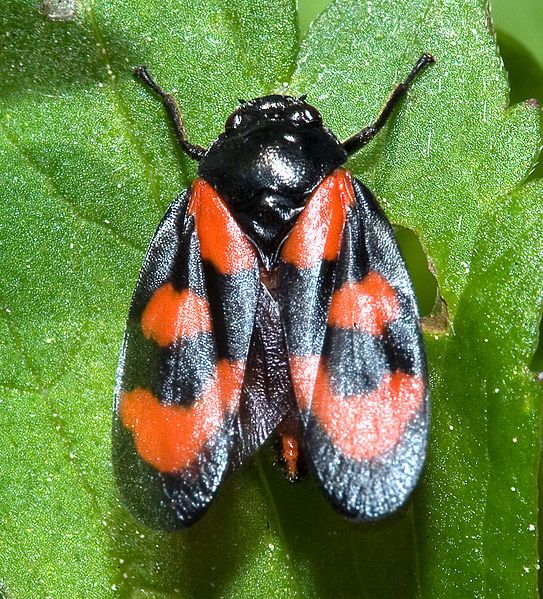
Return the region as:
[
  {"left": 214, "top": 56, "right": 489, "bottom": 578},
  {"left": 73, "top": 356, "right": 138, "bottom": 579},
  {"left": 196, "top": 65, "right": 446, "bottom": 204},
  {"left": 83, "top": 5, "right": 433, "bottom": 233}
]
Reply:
[
  {"left": 281, "top": 168, "right": 355, "bottom": 269},
  {"left": 311, "top": 366, "right": 425, "bottom": 461},
  {"left": 141, "top": 283, "right": 212, "bottom": 347},
  {"left": 119, "top": 360, "right": 245, "bottom": 473},
  {"left": 328, "top": 272, "right": 400, "bottom": 335},
  {"left": 289, "top": 354, "right": 321, "bottom": 412},
  {"left": 189, "top": 178, "right": 256, "bottom": 274}
]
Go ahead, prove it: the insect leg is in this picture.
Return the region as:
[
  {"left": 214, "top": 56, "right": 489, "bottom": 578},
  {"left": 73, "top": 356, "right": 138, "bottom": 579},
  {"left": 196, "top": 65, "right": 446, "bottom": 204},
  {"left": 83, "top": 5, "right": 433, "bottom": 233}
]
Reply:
[
  {"left": 134, "top": 66, "right": 207, "bottom": 161},
  {"left": 342, "top": 53, "right": 435, "bottom": 156}
]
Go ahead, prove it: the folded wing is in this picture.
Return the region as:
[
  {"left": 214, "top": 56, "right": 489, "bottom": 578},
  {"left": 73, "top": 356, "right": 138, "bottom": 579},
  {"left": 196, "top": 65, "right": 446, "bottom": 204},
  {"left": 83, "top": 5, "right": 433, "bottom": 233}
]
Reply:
[
  {"left": 278, "top": 169, "right": 428, "bottom": 520},
  {"left": 113, "top": 179, "right": 261, "bottom": 529}
]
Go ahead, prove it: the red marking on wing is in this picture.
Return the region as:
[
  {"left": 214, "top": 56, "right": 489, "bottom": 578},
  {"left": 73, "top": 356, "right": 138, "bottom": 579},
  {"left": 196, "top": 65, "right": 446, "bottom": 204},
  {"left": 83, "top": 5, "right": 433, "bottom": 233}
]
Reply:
[
  {"left": 189, "top": 178, "right": 256, "bottom": 274},
  {"left": 141, "top": 283, "right": 212, "bottom": 347},
  {"left": 312, "top": 365, "right": 424, "bottom": 461},
  {"left": 328, "top": 272, "right": 400, "bottom": 335},
  {"left": 119, "top": 360, "right": 245, "bottom": 473},
  {"left": 289, "top": 354, "right": 320, "bottom": 412},
  {"left": 281, "top": 168, "right": 355, "bottom": 269},
  {"left": 289, "top": 355, "right": 423, "bottom": 458}
]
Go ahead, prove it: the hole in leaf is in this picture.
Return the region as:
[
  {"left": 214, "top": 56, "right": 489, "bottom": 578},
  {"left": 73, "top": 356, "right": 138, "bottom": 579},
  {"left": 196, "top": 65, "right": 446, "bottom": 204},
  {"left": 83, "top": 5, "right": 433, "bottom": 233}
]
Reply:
[
  {"left": 529, "top": 312, "right": 543, "bottom": 374},
  {"left": 395, "top": 226, "right": 439, "bottom": 318}
]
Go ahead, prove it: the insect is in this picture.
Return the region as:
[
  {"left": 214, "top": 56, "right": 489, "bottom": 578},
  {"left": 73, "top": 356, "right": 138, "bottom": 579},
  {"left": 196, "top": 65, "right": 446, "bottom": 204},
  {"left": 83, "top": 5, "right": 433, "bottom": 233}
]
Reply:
[{"left": 113, "top": 54, "right": 434, "bottom": 530}]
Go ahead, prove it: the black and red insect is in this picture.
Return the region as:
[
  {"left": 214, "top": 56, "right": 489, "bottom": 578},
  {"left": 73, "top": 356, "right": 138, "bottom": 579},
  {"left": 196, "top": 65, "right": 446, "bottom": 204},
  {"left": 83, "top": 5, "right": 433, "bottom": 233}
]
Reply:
[{"left": 113, "top": 54, "right": 434, "bottom": 530}]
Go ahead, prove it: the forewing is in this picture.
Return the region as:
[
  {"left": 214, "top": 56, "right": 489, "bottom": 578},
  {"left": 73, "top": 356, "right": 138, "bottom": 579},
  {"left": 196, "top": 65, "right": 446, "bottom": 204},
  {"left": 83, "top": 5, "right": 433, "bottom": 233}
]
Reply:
[
  {"left": 278, "top": 169, "right": 428, "bottom": 521},
  {"left": 113, "top": 179, "right": 260, "bottom": 530}
]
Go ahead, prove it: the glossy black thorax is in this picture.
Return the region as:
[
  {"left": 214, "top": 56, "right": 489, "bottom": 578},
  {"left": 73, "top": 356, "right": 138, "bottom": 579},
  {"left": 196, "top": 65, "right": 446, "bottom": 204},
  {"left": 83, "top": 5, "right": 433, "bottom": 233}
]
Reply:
[{"left": 198, "top": 95, "right": 348, "bottom": 270}]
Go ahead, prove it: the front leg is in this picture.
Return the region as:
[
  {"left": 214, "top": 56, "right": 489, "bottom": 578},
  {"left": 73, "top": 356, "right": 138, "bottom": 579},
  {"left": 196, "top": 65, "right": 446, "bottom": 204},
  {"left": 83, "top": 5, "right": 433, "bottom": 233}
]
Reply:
[
  {"left": 134, "top": 66, "right": 207, "bottom": 161},
  {"left": 342, "top": 53, "right": 435, "bottom": 156}
]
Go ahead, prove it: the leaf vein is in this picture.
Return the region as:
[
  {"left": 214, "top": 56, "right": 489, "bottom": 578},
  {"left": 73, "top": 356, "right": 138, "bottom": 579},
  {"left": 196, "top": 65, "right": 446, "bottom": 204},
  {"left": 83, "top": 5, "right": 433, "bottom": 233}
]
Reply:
[
  {"left": 0, "top": 122, "right": 144, "bottom": 253},
  {"left": 219, "top": 3, "right": 271, "bottom": 93},
  {"left": 0, "top": 299, "right": 42, "bottom": 387}
]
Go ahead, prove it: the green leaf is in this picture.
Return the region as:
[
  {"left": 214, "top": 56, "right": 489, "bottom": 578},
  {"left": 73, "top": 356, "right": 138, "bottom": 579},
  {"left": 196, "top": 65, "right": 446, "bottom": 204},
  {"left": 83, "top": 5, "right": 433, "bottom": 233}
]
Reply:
[
  {"left": 0, "top": 1, "right": 541, "bottom": 598},
  {"left": 417, "top": 181, "right": 543, "bottom": 596},
  {"left": 297, "top": 0, "right": 330, "bottom": 33},
  {"left": 491, "top": 0, "right": 543, "bottom": 181}
]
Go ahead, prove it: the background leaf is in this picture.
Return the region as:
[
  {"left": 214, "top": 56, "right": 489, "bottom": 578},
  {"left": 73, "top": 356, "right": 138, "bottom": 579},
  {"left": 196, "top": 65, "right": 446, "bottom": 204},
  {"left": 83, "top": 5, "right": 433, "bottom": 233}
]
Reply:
[{"left": 1, "top": 0, "right": 542, "bottom": 597}]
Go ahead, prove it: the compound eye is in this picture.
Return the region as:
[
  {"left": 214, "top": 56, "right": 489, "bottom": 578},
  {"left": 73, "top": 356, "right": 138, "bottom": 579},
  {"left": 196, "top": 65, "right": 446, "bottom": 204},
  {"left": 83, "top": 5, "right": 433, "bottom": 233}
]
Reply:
[
  {"left": 303, "top": 105, "right": 322, "bottom": 124},
  {"left": 225, "top": 110, "right": 242, "bottom": 129}
]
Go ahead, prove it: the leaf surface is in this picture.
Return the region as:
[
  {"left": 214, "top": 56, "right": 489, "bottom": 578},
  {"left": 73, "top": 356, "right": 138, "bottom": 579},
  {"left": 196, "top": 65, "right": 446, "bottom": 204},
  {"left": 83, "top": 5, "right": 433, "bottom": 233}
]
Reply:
[{"left": 0, "top": 0, "right": 542, "bottom": 597}]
